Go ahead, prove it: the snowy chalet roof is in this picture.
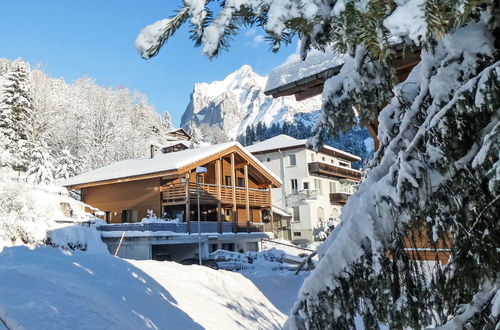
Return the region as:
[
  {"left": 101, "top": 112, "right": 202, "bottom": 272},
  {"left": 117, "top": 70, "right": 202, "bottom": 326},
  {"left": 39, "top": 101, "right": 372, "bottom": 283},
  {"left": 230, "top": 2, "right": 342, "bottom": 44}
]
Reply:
[
  {"left": 264, "top": 43, "right": 420, "bottom": 101},
  {"left": 246, "top": 135, "right": 361, "bottom": 162},
  {"left": 60, "top": 142, "right": 281, "bottom": 188},
  {"left": 264, "top": 50, "right": 345, "bottom": 101}
]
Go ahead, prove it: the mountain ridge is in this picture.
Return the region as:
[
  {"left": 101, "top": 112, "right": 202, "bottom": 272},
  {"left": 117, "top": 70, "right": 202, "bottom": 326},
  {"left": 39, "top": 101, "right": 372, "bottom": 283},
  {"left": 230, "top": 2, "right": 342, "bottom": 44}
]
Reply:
[{"left": 180, "top": 65, "right": 322, "bottom": 140}]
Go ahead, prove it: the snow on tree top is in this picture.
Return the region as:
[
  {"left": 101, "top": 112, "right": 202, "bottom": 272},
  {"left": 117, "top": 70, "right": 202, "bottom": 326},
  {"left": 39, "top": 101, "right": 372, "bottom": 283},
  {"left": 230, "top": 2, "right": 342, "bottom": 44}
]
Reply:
[
  {"left": 265, "top": 50, "right": 345, "bottom": 92},
  {"left": 59, "top": 141, "right": 281, "bottom": 187},
  {"left": 246, "top": 134, "right": 361, "bottom": 162}
]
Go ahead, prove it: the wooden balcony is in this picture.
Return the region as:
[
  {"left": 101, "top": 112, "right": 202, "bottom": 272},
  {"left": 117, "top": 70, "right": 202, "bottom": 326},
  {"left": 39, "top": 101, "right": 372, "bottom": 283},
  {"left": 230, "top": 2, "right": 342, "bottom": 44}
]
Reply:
[
  {"left": 160, "top": 183, "right": 271, "bottom": 206},
  {"left": 308, "top": 162, "right": 362, "bottom": 181},
  {"left": 330, "top": 192, "right": 351, "bottom": 205}
]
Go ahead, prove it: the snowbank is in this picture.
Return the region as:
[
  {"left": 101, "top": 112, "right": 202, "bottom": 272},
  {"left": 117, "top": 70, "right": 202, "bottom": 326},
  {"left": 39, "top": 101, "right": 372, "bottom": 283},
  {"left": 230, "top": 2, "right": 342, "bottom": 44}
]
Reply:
[{"left": 0, "top": 246, "right": 305, "bottom": 329}]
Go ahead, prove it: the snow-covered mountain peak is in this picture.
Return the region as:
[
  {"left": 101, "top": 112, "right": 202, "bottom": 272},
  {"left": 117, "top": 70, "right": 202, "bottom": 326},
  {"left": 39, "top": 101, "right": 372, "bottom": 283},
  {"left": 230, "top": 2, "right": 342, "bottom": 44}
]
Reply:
[{"left": 181, "top": 65, "right": 321, "bottom": 140}]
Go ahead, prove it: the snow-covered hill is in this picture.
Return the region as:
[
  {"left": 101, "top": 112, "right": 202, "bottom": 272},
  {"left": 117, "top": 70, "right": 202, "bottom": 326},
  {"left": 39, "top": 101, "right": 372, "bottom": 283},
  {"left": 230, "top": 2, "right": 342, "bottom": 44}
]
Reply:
[{"left": 180, "top": 65, "right": 322, "bottom": 140}]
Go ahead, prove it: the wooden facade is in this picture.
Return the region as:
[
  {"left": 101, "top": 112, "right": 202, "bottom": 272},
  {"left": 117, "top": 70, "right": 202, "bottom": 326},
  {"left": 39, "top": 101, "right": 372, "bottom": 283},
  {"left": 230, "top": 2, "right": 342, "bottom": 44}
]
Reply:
[{"left": 68, "top": 145, "right": 280, "bottom": 233}]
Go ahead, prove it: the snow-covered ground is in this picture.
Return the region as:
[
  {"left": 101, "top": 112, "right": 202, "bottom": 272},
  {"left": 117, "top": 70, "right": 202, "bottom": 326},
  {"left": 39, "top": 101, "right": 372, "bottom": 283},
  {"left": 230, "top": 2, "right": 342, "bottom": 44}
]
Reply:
[
  {"left": 0, "top": 244, "right": 308, "bottom": 329},
  {"left": 0, "top": 174, "right": 310, "bottom": 329}
]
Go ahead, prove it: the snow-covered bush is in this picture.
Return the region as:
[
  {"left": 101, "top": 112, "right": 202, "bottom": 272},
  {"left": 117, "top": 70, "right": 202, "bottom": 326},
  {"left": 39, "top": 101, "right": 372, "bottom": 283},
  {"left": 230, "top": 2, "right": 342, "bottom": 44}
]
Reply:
[{"left": 0, "top": 169, "right": 61, "bottom": 247}]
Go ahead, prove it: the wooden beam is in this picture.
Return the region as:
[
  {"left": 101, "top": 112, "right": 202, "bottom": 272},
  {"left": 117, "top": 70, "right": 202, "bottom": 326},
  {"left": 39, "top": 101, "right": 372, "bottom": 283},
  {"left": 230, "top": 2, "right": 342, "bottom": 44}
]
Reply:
[
  {"left": 244, "top": 164, "right": 250, "bottom": 232},
  {"left": 231, "top": 153, "right": 237, "bottom": 233},
  {"left": 367, "top": 120, "right": 380, "bottom": 151},
  {"left": 295, "top": 84, "right": 324, "bottom": 101},
  {"left": 268, "top": 184, "right": 274, "bottom": 225},
  {"left": 216, "top": 159, "right": 222, "bottom": 233},
  {"left": 185, "top": 172, "right": 191, "bottom": 234}
]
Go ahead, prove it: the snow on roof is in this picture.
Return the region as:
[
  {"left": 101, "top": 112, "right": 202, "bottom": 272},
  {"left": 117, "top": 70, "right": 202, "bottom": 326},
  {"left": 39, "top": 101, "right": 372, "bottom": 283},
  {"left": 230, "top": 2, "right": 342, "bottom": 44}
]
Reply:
[
  {"left": 246, "top": 135, "right": 361, "bottom": 161},
  {"left": 60, "top": 141, "right": 281, "bottom": 187},
  {"left": 265, "top": 49, "right": 345, "bottom": 92},
  {"left": 272, "top": 206, "right": 292, "bottom": 218}
]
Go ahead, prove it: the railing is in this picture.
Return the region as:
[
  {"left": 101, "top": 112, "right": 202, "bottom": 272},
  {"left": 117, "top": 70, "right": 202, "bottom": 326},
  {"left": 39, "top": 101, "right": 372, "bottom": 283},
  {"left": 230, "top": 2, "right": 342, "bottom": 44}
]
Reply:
[
  {"left": 97, "top": 221, "right": 270, "bottom": 234},
  {"left": 287, "top": 189, "right": 317, "bottom": 204},
  {"left": 161, "top": 183, "right": 271, "bottom": 206},
  {"left": 330, "top": 192, "right": 351, "bottom": 205},
  {"left": 308, "top": 162, "right": 362, "bottom": 181}
]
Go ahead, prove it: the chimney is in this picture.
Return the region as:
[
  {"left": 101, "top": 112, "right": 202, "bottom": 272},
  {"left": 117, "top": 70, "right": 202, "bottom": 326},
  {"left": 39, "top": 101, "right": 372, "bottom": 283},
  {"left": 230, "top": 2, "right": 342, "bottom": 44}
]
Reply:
[{"left": 150, "top": 145, "right": 156, "bottom": 159}]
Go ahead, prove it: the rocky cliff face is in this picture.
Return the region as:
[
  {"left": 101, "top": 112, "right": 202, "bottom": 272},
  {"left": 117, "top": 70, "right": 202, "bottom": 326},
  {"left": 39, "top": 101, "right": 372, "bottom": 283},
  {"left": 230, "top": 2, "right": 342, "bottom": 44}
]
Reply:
[{"left": 180, "top": 65, "right": 322, "bottom": 140}]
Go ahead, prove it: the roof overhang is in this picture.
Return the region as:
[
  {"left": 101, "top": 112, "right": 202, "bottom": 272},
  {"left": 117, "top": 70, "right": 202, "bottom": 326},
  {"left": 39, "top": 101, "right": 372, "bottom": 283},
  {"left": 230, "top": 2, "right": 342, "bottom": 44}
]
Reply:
[{"left": 265, "top": 42, "right": 420, "bottom": 101}]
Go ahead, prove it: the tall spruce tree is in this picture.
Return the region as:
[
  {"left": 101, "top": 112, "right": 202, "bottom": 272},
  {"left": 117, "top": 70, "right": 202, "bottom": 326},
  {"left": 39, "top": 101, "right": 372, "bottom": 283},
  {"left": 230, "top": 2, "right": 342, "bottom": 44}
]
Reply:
[
  {"left": 136, "top": 1, "right": 499, "bottom": 328},
  {"left": 0, "top": 59, "right": 35, "bottom": 172}
]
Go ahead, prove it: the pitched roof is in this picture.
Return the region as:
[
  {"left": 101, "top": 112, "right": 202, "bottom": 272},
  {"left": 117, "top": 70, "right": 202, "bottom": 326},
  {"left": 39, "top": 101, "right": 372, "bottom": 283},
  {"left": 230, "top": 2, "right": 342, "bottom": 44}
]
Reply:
[
  {"left": 246, "top": 135, "right": 361, "bottom": 162},
  {"left": 264, "top": 50, "right": 345, "bottom": 96},
  {"left": 60, "top": 142, "right": 282, "bottom": 188}
]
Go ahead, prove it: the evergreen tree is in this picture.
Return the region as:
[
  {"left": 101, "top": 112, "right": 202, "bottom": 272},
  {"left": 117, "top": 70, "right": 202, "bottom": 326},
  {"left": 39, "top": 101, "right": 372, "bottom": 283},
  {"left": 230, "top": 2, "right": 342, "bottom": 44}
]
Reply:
[
  {"left": 55, "top": 148, "right": 80, "bottom": 180},
  {"left": 255, "top": 121, "right": 265, "bottom": 141},
  {"left": 244, "top": 125, "right": 255, "bottom": 145},
  {"left": 26, "top": 141, "right": 55, "bottom": 184},
  {"left": 163, "top": 111, "right": 173, "bottom": 132},
  {"left": 138, "top": 1, "right": 499, "bottom": 328},
  {"left": 0, "top": 59, "right": 34, "bottom": 172}
]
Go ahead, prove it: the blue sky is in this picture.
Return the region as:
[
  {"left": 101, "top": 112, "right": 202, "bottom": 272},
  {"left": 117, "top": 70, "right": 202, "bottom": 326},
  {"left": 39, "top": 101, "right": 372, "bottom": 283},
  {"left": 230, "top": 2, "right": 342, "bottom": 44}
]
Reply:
[{"left": 0, "top": 1, "right": 296, "bottom": 126}]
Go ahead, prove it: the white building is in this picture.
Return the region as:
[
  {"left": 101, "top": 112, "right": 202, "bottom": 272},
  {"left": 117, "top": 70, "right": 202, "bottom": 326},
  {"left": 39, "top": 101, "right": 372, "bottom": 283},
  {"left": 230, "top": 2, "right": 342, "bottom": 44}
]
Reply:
[{"left": 247, "top": 135, "right": 362, "bottom": 243}]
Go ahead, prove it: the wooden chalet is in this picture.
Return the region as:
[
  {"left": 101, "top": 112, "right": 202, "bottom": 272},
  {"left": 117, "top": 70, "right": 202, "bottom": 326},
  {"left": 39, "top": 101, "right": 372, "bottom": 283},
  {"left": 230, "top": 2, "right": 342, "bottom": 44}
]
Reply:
[
  {"left": 61, "top": 142, "right": 281, "bottom": 234},
  {"left": 165, "top": 128, "right": 192, "bottom": 141}
]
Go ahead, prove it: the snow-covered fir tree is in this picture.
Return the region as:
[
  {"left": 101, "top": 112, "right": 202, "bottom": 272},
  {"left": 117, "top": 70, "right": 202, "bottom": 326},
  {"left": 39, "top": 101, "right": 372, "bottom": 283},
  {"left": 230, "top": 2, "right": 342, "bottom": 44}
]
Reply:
[
  {"left": 55, "top": 148, "right": 80, "bottom": 180},
  {"left": 0, "top": 59, "right": 35, "bottom": 172},
  {"left": 26, "top": 141, "right": 55, "bottom": 184},
  {"left": 137, "top": 1, "right": 499, "bottom": 328}
]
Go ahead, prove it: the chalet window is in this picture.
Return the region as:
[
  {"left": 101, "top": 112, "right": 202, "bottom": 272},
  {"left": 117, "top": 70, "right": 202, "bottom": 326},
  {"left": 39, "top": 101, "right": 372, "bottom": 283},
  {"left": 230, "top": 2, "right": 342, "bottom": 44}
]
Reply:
[
  {"left": 303, "top": 181, "right": 310, "bottom": 190},
  {"left": 331, "top": 159, "right": 334, "bottom": 164},
  {"left": 225, "top": 175, "right": 232, "bottom": 186},
  {"left": 288, "top": 154, "right": 296, "bottom": 166},
  {"left": 104, "top": 211, "right": 110, "bottom": 223},
  {"left": 267, "top": 157, "right": 270, "bottom": 162},
  {"left": 221, "top": 243, "right": 235, "bottom": 251},
  {"left": 329, "top": 181, "right": 335, "bottom": 193},
  {"left": 292, "top": 206, "right": 300, "bottom": 222},
  {"left": 291, "top": 179, "right": 298, "bottom": 193},
  {"left": 122, "top": 209, "right": 138, "bottom": 222},
  {"left": 210, "top": 244, "right": 219, "bottom": 253},
  {"left": 339, "top": 161, "right": 349, "bottom": 167},
  {"left": 315, "top": 179, "right": 323, "bottom": 195},
  {"left": 224, "top": 209, "right": 232, "bottom": 221},
  {"left": 293, "top": 232, "right": 302, "bottom": 237},
  {"left": 237, "top": 177, "right": 245, "bottom": 187},
  {"left": 322, "top": 156, "right": 326, "bottom": 161}
]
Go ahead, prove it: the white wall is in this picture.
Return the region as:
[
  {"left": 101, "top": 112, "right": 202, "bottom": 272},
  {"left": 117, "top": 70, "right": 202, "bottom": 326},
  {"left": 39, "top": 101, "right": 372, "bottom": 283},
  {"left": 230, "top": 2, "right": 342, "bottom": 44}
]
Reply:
[{"left": 255, "top": 147, "right": 357, "bottom": 243}]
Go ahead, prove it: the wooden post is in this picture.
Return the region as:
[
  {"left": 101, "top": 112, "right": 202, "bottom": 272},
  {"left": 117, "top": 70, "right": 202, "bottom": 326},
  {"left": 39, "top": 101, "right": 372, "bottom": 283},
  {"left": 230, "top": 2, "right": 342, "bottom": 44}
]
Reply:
[
  {"left": 244, "top": 164, "right": 250, "bottom": 233},
  {"left": 216, "top": 159, "right": 222, "bottom": 233},
  {"left": 185, "top": 172, "right": 191, "bottom": 234},
  {"left": 268, "top": 184, "right": 274, "bottom": 232},
  {"left": 231, "top": 153, "right": 237, "bottom": 233}
]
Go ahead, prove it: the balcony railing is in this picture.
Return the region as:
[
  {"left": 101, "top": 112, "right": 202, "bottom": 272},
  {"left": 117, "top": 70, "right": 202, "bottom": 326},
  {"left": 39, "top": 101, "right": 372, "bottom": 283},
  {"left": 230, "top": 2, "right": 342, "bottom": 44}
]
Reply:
[
  {"left": 160, "top": 183, "right": 271, "bottom": 206},
  {"left": 286, "top": 189, "right": 317, "bottom": 205},
  {"left": 308, "top": 162, "right": 362, "bottom": 181},
  {"left": 97, "top": 221, "right": 272, "bottom": 234},
  {"left": 330, "top": 192, "right": 351, "bottom": 205}
]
